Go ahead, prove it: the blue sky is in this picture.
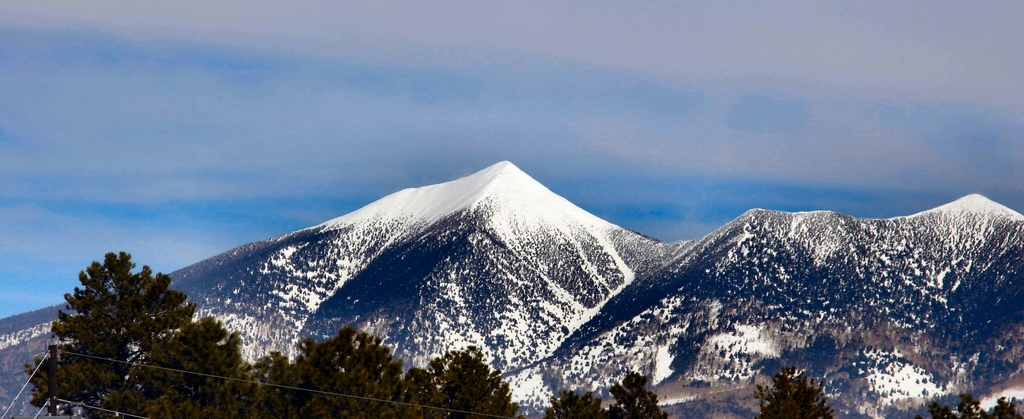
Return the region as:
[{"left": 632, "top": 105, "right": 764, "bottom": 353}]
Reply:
[{"left": 1, "top": 1, "right": 1023, "bottom": 318}]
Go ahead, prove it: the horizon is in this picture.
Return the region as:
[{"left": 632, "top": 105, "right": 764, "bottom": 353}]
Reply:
[{"left": 2, "top": 2, "right": 1023, "bottom": 318}]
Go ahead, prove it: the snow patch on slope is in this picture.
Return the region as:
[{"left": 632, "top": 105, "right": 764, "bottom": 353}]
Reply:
[
  {"left": 691, "top": 324, "right": 778, "bottom": 381},
  {"left": 0, "top": 322, "right": 50, "bottom": 351},
  {"left": 653, "top": 345, "right": 674, "bottom": 385},
  {"left": 659, "top": 396, "right": 696, "bottom": 407},
  {"left": 860, "top": 348, "right": 946, "bottom": 405},
  {"left": 706, "top": 325, "right": 777, "bottom": 357},
  {"left": 982, "top": 387, "right": 1024, "bottom": 409},
  {"left": 264, "top": 244, "right": 335, "bottom": 313},
  {"left": 509, "top": 368, "right": 553, "bottom": 410}
]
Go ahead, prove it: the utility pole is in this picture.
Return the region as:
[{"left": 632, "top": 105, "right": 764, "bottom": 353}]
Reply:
[{"left": 48, "top": 344, "right": 57, "bottom": 416}]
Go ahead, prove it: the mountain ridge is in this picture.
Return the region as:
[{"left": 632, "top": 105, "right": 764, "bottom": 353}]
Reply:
[{"left": 3, "top": 162, "right": 1023, "bottom": 418}]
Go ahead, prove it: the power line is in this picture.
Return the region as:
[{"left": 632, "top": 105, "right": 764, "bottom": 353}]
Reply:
[
  {"left": 61, "top": 350, "right": 519, "bottom": 419},
  {"left": 1, "top": 353, "right": 47, "bottom": 419},
  {"left": 28, "top": 401, "right": 47, "bottom": 419},
  {"left": 56, "top": 398, "right": 149, "bottom": 419}
]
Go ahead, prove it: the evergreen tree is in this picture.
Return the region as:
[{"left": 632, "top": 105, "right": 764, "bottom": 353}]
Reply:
[
  {"left": 27, "top": 252, "right": 195, "bottom": 418},
  {"left": 991, "top": 397, "right": 1024, "bottom": 419},
  {"left": 252, "top": 351, "right": 301, "bottom": 419},
  {"left": 143, "top": 317, "right": 258, "bottom": 419},
  {"left": 956, "top": 394, "right": 992, "bottom": 419},
  {"left": 256, "top": 326, "right": 417, "bottom": 419},
  {"left": 917, "top": 394, "right": 1024, "bottom": 419},
  {"left": 544, "top": 389, "right": 608, "bottom": 419},
  {"left": 754, "top": 367, "right": 833, "bottom": 419},
  {"left": 405, "top": 365, "right": 442, "bottom": 419},
  {"left": 607, "top": 371, "right": 667, "bottom": 419},
  {"left": 408, "top": 346, "right": 521, "bottom": 419}
]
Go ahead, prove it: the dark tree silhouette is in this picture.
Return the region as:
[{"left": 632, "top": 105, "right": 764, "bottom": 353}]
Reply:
[
  {"left": 27, "top": 252, "right": 195, "bottom": 418},
  {"left": 754, "top": 366, "right": 833, "bottom": 419},
  {"left": 254, "top": 326, "right": 416, "bottom": 419},
  {"left": 407, "top": 346, "right": 521, "bottom": 419},
  {"left": 607, "top": 371, "right": 667, "bottom": 419},
  {"left": 545, "top": 389, "right": 608, "bottom": 419}
]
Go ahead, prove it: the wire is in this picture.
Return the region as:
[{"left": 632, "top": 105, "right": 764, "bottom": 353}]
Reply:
[
  {"left": 31, "top": 399, "right": 48, "bottom": 419},
  {"left": 29, "top": 401, "right": 46, "bottom": 419},
  {"left": 57, "top": 398, "right": 150, "bottom": 419},
  {"left": 62, "top": 350, "right": 518, "bottom": 419},
  {"left": 1, "top": 353, "right": 47, "bottom": 419}
]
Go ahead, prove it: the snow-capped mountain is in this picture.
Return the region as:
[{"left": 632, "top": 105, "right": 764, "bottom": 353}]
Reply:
[
  {"left": 3, "top": 162, "right": 1024, "bottom": 419},
  {"left": 514, "top": 194, "right": 1024, "bottom": 418},
  {"left": 170, "top": 161, "right": 676, "bottom": 370}
]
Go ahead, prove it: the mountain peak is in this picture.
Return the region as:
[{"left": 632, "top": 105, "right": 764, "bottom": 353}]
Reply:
[
  {"left": 319, "top": 161, "right": 607, "bottom": 229},
  {"left": 478, "top": 160, "right": 524, "bottom": 176},
  {"left": 462, "top": 160, "right": 541, "bottom": 195},
  {"left": 909, "top": 194, "right": 1024, "bottom": 220}
]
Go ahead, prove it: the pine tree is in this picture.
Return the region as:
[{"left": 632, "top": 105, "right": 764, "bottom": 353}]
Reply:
[
  {"left": 917, "top": 394, "right": 1024, "bottom": 419},
  {"left": 408, "top": 346, "right": 521, "bottom": 419},
  {"left": 258, "top": 326, "right": 417, "bottom": 419},
  {"left": 405, "top": 365, "right": 442, "bottom": 419},
  {"left": 27, "top": 252, "right": 195, "bottom": 418},
  {"left": 143, "top": 317, "right": 258, "bottom": 419},
  {"left": 754, "top": 366, "right": 833, "bottom": 419},
  {"left": 544, "top": 389, "right": 608, "bottom": 419},
  {"left": 607, "top": 371, "right": 667, "bottom": 419},
  {"left": 253, "top": 351, "right": 302, "bottom": 419},
  {"left": 991, "top": 397, "right": 1024, "bottom": 419},
  {"left": 956, "top": 394, "right": 992, "bottom": 419}
]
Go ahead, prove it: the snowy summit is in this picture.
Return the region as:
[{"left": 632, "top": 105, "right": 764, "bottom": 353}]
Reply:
[
  {"left": 908, "top": 193, "right": 1024, "bottom": 220},
  {"left": 320, "top": 160, "right": 612, "bottom": 230}
]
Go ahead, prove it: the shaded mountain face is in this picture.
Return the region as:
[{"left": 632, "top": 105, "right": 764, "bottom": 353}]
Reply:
[{"left": 3, "top": 162, "right": 1023, "bottom": 419}]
